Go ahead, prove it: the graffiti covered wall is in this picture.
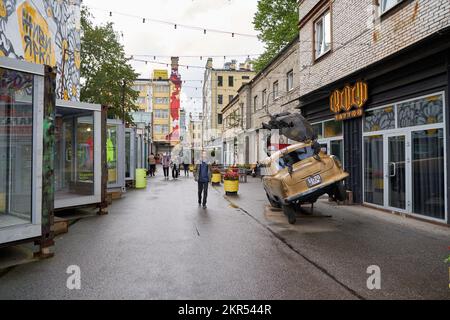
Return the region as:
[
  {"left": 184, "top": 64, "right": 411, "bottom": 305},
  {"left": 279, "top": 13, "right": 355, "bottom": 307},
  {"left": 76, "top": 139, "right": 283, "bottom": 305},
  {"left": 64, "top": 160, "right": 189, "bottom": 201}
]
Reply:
[
  {"left": 166, "top": 59, "right": 181, "bottom": 143},
  {"left": 0, "top": 0, "right": 80, "bottom": 101}
]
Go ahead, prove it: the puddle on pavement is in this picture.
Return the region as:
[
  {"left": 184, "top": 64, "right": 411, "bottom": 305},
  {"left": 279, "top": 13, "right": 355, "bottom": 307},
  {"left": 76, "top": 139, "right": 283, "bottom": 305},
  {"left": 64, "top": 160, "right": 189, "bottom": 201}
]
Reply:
[{"left": 264, "top": 205, "right": 338, "bottom": 233}]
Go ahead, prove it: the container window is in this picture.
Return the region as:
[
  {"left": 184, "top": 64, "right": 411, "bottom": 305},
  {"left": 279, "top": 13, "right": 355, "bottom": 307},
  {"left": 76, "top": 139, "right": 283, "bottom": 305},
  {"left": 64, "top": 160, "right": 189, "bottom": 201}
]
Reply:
[
  {"left": 0, "top": 68, "right": 34, "bottom": 227},
  {"left": 55, "top": 108, "right": 95, "bottom": 198}
]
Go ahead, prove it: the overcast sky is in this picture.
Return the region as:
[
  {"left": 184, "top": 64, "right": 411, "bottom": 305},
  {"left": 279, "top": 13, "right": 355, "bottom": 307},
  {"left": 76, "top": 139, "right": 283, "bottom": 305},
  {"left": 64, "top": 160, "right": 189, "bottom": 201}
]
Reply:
[{"left": 82, "top": 0, "right": 264, "bottom": 115}]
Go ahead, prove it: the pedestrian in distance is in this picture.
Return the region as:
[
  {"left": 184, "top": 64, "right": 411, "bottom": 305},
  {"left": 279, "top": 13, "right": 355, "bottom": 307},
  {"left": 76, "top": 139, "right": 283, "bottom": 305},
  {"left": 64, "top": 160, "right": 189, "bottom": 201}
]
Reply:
[
  {"left": 162, "top": 152, "right": 171, "bottom": 179},
  {"left": 171, "top": 156, "right": 180, "bottom": 180},
  {"left": 194, "top": 151, "right": 212, "bottom": 209},
  {"left": 148, "top": 153, "right": 156, "bottom": 177},
  {"left": 182, "top": 161, "right": 189, "bottom": 177}
]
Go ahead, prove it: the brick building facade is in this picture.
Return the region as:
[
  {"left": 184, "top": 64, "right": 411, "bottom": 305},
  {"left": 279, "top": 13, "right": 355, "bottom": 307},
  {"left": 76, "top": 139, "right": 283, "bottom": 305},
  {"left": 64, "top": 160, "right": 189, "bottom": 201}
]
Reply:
[{"left": 297, "top": 0, "right": 450, "bottom": 224}]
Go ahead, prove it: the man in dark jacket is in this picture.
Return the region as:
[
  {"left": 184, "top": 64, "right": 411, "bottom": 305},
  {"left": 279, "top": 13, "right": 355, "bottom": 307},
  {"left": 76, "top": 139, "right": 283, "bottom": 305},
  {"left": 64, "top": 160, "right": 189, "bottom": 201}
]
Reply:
[{"left": 194, "top": 151, "right": 212, "bottom": 209}]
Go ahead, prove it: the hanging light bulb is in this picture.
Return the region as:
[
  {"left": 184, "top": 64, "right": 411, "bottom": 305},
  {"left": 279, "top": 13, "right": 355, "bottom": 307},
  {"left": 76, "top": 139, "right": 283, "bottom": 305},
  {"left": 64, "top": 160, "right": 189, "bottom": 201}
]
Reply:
[
  {"left": 203, "top": 29, "right": 206, "bottom": 35},
  {"left": 143, "top": 18, "right": 146, "bottom": 23},
  {"left": 109, "top": 11, "right": 112, "bottom": 17},
  {"left": 174, "top": 24, "right": 177, "bottom": 29},
  {"left": 232, "top": 33, "right": 234, "bottom": 38}
]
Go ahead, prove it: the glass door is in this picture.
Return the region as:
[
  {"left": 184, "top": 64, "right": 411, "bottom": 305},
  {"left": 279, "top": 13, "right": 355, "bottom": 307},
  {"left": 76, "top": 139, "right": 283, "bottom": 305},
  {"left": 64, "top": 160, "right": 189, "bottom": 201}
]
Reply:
[{"left": 384, "top": 134, "right": 408, "bottom": 211}]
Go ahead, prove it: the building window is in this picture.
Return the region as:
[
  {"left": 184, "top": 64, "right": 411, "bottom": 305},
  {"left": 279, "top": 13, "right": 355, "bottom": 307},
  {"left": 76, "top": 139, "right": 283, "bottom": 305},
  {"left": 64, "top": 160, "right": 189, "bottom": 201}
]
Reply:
[
  {"left": 218, "top": 76, "right": 223, "bottom": 87},
  {"left": 218, "top": 113, "right": 223, "bottom": 125},
  {"left": 314, "top": 10, "right": 331, "bottom": 59},
  {"left": 154, "top": 125, "right": 169, "bottom": 134},
  {"left": 380, "top": 0, "right": 403, "bottom": 14},
  {"left": 324, "top": 119, "right": 342, "bottom": 138},
  {"left": 254, "top": 95, "right": 258, "bottom": 112},
  {"left": 273, "top": 81, "right": 279, "bottom": 99},
  {"left": 154, "top": 85, "right": 169, "bottom": 93},
  {"left": 286, "top": 70, "right": 294, "bottom": 91},
  {"left": 154, "top": 97, "right": 169, "bottom": 104},
  {"left": 262, "top": 89, "right": 267, "bottom": 106},
  {"left": 218, "top": 94, "right": 223, "bottom": 104},
  {"left": 228, "top": 76, "right": 234, "bottom": 87},
  {"left": 154, "top": 109, "right": 169, "bottom": 119}
]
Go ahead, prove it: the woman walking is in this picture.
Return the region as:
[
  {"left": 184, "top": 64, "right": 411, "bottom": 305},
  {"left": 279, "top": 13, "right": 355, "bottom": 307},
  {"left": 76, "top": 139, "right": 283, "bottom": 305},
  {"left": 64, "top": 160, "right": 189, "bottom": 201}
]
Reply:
[
  {"left": 162, "top": 153, "right": 171, "bottom": 179},
  {"left": 148, "top": 153, "right": 156, "bottom": 177}
]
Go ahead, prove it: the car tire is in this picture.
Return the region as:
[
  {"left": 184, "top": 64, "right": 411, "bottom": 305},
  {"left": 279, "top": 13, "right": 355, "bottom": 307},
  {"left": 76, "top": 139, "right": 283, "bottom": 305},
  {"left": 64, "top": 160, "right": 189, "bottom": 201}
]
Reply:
[
  {"left": 282, "top": 204, "right": 297, "bottom": 224},
  {"left": 334, "top": 181, "right": 347, "bottom": 202},
  {"left": 266, "top": 192, "right": 281, "bottom": 208}
]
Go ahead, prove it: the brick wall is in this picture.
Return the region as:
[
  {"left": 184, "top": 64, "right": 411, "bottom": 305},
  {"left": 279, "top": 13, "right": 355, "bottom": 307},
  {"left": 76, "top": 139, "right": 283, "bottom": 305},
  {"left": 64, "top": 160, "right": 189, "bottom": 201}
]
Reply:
[
  {"left": 298, "top": 0, "right": 450, "bottom": 96},
  {"left": 251, "top": 40, "right": 300, "bottom": 129}
]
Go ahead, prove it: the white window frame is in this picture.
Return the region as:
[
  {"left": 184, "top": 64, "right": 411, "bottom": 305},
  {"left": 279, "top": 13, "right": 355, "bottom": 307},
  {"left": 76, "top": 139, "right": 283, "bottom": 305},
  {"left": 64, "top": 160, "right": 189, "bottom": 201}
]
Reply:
[
  {"left": 311, "top": 119, "right": 344, "bottom": 164},
  {"left": 287, "top": 70, "right": 294, "bottom": 91},
  {"left": 54, "top": 100, "right": 102, "bottom": 209},
  {"left": 273, "top": 81, "right": 279, "bottom": 99},
  {"left": 314, "top": 10, "right": 331, "bottom": 59},
  {"left": 0, "top": 57, "right": 45, "bottom": 244},
  {"left": 380, "top": 0, "right": 404, "bottom": 15}
]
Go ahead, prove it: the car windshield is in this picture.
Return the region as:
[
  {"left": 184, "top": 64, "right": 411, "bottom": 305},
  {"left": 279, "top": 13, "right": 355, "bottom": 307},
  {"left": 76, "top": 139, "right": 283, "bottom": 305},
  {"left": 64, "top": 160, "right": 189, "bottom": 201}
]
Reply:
[{"left": 276, "top": 146, "right": 315, "bottom": 169}]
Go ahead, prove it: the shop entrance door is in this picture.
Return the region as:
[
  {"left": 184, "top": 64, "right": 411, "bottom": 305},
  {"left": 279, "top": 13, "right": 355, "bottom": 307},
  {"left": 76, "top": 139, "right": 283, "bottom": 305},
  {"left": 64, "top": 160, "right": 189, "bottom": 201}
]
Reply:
[{"left": 384, "top": 134, "right": 410, "bottom": 212}]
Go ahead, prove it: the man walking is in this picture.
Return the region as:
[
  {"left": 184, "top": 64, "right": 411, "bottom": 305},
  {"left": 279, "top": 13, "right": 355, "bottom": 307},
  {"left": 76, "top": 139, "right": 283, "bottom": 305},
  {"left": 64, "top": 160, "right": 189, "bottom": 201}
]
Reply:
[
  {"left": 182, "top": 161, "right": 189, "bottom": 177},
  {"left": 194, "top": 152, "right": 211, "bottom": 209}
]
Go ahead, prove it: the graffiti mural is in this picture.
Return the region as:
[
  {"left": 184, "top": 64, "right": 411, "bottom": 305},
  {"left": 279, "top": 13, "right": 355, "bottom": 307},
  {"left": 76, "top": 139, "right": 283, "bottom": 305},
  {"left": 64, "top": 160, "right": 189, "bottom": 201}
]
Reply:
[
  {"left": 0, "top": 0, "right": 80, "bottom": 101},
  {"left": 166, "top": 60, "right": 181, "bottom": 142}
]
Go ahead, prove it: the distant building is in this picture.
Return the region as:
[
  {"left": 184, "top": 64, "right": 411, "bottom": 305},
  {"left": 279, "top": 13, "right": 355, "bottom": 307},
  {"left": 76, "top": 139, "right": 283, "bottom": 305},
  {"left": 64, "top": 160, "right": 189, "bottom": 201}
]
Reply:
[
  {"left": 202, "top": 58, "right": 255, "bottom": 162},
  {"left": 132, "top": 79, "right": 151, "bottom": 112},
  {"left": 151, "top": 57, "right": 182, "bottom": 154},
  {"left": 221, "top": 36, "right": 299, "bottom": 165}
]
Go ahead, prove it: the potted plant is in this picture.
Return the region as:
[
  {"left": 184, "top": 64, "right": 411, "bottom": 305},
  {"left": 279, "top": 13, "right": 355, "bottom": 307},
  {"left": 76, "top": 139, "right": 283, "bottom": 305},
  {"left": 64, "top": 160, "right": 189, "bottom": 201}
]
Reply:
[
  {"left": 211, "top": 166, "right": 221, "bottom": 185},
  {"left": 223, "top": 170, "right": 239, "bottom": 195}
]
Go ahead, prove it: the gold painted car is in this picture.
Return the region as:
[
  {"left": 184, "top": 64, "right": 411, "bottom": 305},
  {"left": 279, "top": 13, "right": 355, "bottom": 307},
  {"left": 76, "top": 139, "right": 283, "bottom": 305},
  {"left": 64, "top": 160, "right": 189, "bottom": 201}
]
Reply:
[{"left": 261, "top": 141, "right": 348, "bottom": 224}]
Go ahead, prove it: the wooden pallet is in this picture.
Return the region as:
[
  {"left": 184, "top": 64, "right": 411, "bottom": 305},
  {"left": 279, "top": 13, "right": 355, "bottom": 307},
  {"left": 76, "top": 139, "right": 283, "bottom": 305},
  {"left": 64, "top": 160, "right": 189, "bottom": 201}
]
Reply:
[{"left": 51, "top": 217, "right": 68, "bottom": 236}]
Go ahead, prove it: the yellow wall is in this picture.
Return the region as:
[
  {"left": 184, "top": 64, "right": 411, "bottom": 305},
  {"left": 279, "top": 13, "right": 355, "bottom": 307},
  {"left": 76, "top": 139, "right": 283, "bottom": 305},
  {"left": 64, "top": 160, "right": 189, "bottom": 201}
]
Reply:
[
  {"left": 211, "top": 70, "right": 255, "bottom": 131},
  {"left": 152, "top": 79, "right": 171, "bottom": 142}
]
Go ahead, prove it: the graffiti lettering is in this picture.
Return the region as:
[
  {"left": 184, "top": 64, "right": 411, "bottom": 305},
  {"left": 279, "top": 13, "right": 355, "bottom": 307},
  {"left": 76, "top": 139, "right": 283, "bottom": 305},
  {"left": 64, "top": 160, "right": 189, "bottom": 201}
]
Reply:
[{"left": 21, "top": 4, "right": 54, "bottom": 65}]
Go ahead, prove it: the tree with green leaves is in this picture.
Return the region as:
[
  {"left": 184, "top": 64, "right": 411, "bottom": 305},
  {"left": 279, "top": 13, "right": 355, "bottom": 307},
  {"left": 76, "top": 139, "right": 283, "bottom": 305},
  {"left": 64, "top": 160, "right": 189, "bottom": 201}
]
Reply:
[
  {"left": 80, "top": 7, "right": 139, "bottom": 124},
  {"left": 253, "top": 0, "right": 299, "bottom": 73}
]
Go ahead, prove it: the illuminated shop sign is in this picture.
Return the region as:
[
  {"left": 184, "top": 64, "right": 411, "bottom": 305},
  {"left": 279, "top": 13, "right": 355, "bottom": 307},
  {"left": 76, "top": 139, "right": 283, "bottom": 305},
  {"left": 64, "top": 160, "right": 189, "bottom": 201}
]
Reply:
[{"left": 330, "top": 81, "right": 368, "bottom": 121}]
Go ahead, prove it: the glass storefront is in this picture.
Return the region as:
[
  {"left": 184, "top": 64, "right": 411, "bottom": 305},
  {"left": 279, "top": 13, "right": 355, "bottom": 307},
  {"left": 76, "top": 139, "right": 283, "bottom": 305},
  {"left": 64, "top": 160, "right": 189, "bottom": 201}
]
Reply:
[
  {"left": 107, "top": 125, "right": 118, "bottom": 185},
  {"left": 412, "top": 129, "right": 445, "bottom": 219},
  {"left": 313, "top": 119, "right": 344, "bottom": 162},
  {"left": 363, "top": 93, "right": 446, "bottom": 221},
  {"left": 0, "top": 68, "right": 33, "bottom": 228},
  {"left": 364, "top": 135, "right": 384, "bottom": 206},
  {"left": 55, "top": 107, "right": 95, "bottom": 199}
]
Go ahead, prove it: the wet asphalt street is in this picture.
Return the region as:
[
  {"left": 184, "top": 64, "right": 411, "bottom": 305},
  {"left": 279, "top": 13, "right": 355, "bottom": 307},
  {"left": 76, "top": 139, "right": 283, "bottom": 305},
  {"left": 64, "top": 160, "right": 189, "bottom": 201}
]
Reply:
[
  {"left": 0, "top": 168, "right": 356, "bottom": 299},
  {"left": 0, "top": 167, "right": 449, "bottom": 299}
]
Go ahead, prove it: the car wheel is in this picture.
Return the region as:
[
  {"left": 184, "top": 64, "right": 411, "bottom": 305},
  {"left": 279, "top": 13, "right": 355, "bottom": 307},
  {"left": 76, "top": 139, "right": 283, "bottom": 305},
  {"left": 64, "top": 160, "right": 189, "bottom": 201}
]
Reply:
[
  {"left": 334, "top": 181, "right": 347, "bottom": 201},
  {"left": 282, "top": 204, "right": 297, "bottom": 224},
  {"left": 266, "top": 192, "right": 281, "bottom": 208}
]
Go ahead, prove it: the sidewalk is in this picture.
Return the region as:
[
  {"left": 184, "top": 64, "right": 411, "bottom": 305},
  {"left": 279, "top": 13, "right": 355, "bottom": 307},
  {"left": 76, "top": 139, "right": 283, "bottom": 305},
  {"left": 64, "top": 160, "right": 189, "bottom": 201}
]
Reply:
[{"left": 216, "top": 176, "right": 450, "bottom": 299}]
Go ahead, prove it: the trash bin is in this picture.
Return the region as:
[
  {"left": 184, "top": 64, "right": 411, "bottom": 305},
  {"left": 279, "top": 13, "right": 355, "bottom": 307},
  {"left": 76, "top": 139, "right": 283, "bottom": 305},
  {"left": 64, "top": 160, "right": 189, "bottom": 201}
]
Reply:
[{"left": 135, "top": 168, "right": 147, "bottom": 189}]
